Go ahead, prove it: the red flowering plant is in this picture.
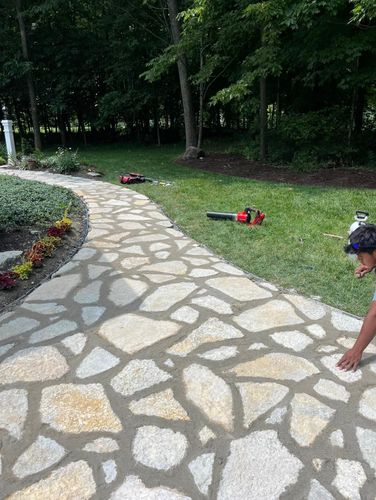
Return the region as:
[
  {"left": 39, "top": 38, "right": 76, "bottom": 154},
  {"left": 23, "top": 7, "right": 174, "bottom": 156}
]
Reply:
[
  {"left": 0, "top": 271, "right": 18, "bottom": 290},
  {"left": 47, "top": 225, "right": 65, "bottom": 238}
]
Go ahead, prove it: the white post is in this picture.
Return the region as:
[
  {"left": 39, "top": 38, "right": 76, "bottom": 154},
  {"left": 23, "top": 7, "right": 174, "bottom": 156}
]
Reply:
[{"left": 1, "top": 119, "right": 16, "bottom": 165}]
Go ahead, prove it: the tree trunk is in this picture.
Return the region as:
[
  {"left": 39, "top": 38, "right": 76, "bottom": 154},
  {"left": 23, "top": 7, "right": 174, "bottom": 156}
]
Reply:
[
  {"left": 167, "top": 0, "right": 197, "bottom": 151},
  {"left": 15, "top": 0, "right": 42, "bottom": 151},
  {"left": 58, "top": 113, "right": 67, "bottom": 147},
  {"left": 259, "top": 76, "right": 267, "bottom": 161}
]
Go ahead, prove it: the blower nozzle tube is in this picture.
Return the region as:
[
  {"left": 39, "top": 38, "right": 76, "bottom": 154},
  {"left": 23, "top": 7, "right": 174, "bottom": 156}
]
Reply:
[{"left": 207, "top": 211, "right": 237, "bottom": 221}]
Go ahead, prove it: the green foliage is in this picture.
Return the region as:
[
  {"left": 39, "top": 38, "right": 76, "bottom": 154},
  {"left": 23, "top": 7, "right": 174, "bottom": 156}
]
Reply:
[
  {"left": 0, "top": 175, "right": 79, "bottom": 231},
  {"left": 12, "top": 261, "right": 33, "bottom": 280},
  {"left": 0, "top": 157, "right": 6, "bottom": 165},
  {"left": 44, "top": 148, "right": 80, "bottom": 174}
]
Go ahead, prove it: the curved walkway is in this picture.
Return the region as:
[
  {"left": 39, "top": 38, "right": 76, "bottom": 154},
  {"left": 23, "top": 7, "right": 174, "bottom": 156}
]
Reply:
[{"left": 0, "top": 170, "right": 375, "bottom": 499}]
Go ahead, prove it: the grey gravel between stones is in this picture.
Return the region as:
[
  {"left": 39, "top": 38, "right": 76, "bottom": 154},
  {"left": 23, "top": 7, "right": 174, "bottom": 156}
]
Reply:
[{"left": 0, "top": 168, "right": 375, "bottom": 499}]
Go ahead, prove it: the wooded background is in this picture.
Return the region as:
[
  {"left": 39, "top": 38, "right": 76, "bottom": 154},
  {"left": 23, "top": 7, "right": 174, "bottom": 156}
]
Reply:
[{"left": 1, "top": 0, "right": 376, "bottom": 166}]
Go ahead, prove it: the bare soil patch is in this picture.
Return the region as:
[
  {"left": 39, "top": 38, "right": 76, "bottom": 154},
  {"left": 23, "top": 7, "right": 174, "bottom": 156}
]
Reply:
[{"left": 177, "top": 153, "right": 376, "bottom": 189}]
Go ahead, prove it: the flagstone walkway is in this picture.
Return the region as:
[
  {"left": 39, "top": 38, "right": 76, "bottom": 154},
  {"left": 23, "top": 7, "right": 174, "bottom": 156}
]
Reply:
[{"left": 0, "top": 169, "right": 376, "bottom": 499}]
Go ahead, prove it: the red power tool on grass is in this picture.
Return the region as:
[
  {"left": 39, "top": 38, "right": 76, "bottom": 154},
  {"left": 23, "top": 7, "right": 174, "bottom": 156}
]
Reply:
[
  {"left": 207, "top": 207, "right": 265, "bottom": 227},
  {"left": 119, "top": 172, "right": 153, "bottom": 184}
]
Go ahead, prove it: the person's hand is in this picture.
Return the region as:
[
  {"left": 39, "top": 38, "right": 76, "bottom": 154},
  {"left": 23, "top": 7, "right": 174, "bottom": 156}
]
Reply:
[
  {"left": 355, "top": 264, "right": 372, "bottom": 278},
  {"left": 336, "top": 349, "right": 362, "bottom": 371}
]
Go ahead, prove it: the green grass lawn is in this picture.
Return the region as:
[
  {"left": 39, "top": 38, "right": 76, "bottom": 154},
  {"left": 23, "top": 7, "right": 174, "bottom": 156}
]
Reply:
[{"left": 80, "top": 142, "right": 375, "bottom": 317}]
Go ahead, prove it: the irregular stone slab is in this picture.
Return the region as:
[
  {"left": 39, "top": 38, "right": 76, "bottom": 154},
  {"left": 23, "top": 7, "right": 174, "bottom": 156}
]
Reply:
[
  {"left": 316, "top": 345, "right": 338, "bottom": 353},
  {"left": 102, "top": 459, "right": 117, "bottom": 483},
  {"left": 110, "top": 475, "right": 191, "bottom": 499},
  {"left": 170, "top": 306, "right": 199, "bottom": 324},
  {"left": 29, "top": 320, "right": 77, "bottom": 344},
  {"left": 212, "top": 263, "right": 244, "bottom": 275},
  {"left": 290, "top": 393, "right": 335, "bottom": 446},
  {"left": 356, "top": 427, "right": 376, "bottom": 473},
  {"left": 99, "top": 314, "right": 181, "bottom": 354},
  {"left": 73, "top": 248, "right": 97, "bottom": 260},
  {"left": 234, "top": 300, "right": 304, "bottom": 332},
  {"left": 270, "top": 330, "right": 313, "bottom": 351},
  {"left": 61, "top": 333, "right": 87, "bottom": 355},
  {"left": 108, "top": 277, "right": 148, "bottom": 307},
  {"left": 53, "top": 261, "right": 80, "bottom": 276},
  {"left": 0, "top": 346, "right": 69, "bottom": 384},
  {"left": 320, "top": 354, "right": 362, "bottom": 383},
  {"left": 74, "top": 281, "right": 102, "bottom": 304},
  {"left": 308, "top": 480, "right": 335, "bottom": 500},
  {"left": 186, "top": 246, "right": 212, "bottom": 256},
  {"left": 81, "top": 306, "right": 105, "bottom": 326},
  {"left": 140, "top": 260, "right": 188, "bottom": 275},
  {"left": 337, "top": 336, "right": 376, "bottom": 354},
  {"left": 306, "top": 324, "right": 326, "bottom": 338},
  {"left": 76, "top": 347, "right": 120, "bottom": 378},
  {"left": 168, "top": 318, "right": 243, "bottom": 357},
  {"left": 237, "top": 382, "right": 289, "bottom": 427},
  {"left": 7, "top": 460, "right": 96, "bottom": 500},
  {"left": 359, "top": 387, "right": 376, "bottom": 421},
  {"left": 189, "top": 453, "right": 215, "bottom": 495},
  {"left": 206, "top": 276, "right": 271, "bottom": 301},
  {"left": 87, "top": 264, "right": 110, "bottom": 279},
  {"left": 0, "top": 389, "right": 28, "bottom": 439},
  {"left": 0, "top": 317, "right": 40, "bottom": 341},
  {"left": 133, "top": 425, "right": 188, "bottom": 470},
  {"left": 331, "top": 311, "right": 363, "bottom": 332},
  {"left": 191, "top": 295, "right": 233, "bottom": 314},
  {"left": 21, "top": 303, "right": 67, "bottom": 315},
  {"left": 40, "top": 383, "right": 122, "bottom": 433},
  {"left": 313, "top": 379, "right": 350, "bottom": 402},
  {"left": 332, "top": 459, "right": 366, "bottom": 500},
  {"left": 199, "top": 345, "right": 238, "bottom": 361},
  {"left": 183, "top": 364, "right": 233, "bottom": 431},
  {"left": 127, "top": 234, "right": 170, "bottom": 244},
  {"left": 111, "top": 359, "right": 171, "bottom": 397},
  {"left": 129, "top": 389, "right": 189, "bottom": 421},
  {"left": 330, "top": 429, "right": 344, "bottom": 447},
  {"left": 228, "top": 353, "right": 319, "bottom": 381},
  {"left": 121, "top": 256, "right": 150, "bottom": 269},
  {"left": 265, "top": 406, "right": 287, "bottom": 425},
  {"left": 248, "top": 342, "right": 268, "bottom": 350},
  {"left": 150, "top": 242, "right": 170, "bottom": 251},
  {"left": 12, "top": 435, "right": 66, "bottom": 479},
  {"left": 189, "top": 268, "right": 218, "bottom": 278},
  {"left": 284, "top": 294, "right": 326, "bottom": 320},
  {"left": 121, "top": 244, "right": 145, "bottom": 255},
  {"left": 98, "top": 252, "right": 119, "bottom": 263},
  {"left": 144, "top": 273, "right": 176, "bottom": 283},
  {"left": 218, "top": 430, "right": 303, "bottom": 500},
  {"left": 0, "top": 343, "right": 14, "bottom": 357},
  {"left": 83, "top": 438, "right": 119, "bottom": 453},
  {"left": 24, "top": 274, "right": 81, "bottom": 301},
  {"left": 118, "top": 221, "right": 145, "bottom": 230},
  {"left": 199, "top": 426, "right": 216, "bottom": 445},
  {"left": 140, "top": 283, "right": 198, "bottom": 312}
]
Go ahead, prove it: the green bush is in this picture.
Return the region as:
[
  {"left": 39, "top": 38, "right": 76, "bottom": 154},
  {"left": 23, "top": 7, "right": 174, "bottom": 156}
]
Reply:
[
  {"left": 0, "top": 156, "right": 6, "bottom": 165},
  {"left": 0, "top": 175, "right": 80, "bottom": 231},
  {"left": 49, "top": 148, "right": 80, "bottom": 174}
]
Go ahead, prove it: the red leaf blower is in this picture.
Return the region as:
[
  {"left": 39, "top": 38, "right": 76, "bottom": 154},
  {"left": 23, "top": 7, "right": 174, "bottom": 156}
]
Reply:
[
  {"left": 207, "top": 207, "right": 265, "bottom": 226},
  {"left": 119, "top": 172, "right": 153, "bottom": 184}
]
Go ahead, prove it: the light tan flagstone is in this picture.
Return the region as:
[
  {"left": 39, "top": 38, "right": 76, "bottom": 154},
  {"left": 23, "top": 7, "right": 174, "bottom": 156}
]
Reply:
[
  {"left": 217, "top": 430, "right": 303, "bottom": 500},
  {"left": 337, "top": 336, "right": 376, "bottom": 354},
  {"left": 83, "top": 437, "right": 119, "bottom": 453},
  {"left": 332, "top": 459, "right": 366, "bottom": 500},
  {"left": 283, "top": 294, "right": 326, "bottom": 320},
  {"left": 270, "top": 330, "right": 313, "bottom": 351},
  {"left": 330, "top": 429, "right": 344, "bottom": 447},
  {"left": 308, "top": 480, "right": 335, "bottom": 500},
  {"left": 140, "top": 260, "right": 188, "bottom": 275},
  {"left": 23, "top": 274, "right": 81, "bottom": 301},
  {"left": 198, "top": 345, "right": 238, "bottom": 361},
  {"left": 313, "top": 379, "right": 350, "bottom": 402},
  {"left": 188, "top": 453, "right": 215, "bottom": 495},
  {"left": 108, "top": 277, "right": 148, "bottom": 306},
  {"left": 120, "top": 256, "right": 150, "bottom": 269},
  {"left": 0, "top": 346, "right": 69, "bottom": 384},
  {"left": 111, "top": 359, "right": 171, "bottom": 397},
  {"left": 76, "top": 347, "right": 120, "bottom": 378},
  {"left": 73, "top": 280, "right": 102, "bottom": 304},
  {"left": 331, "top": 311, "right": 363, "bottom": 332},
  {"left": 237, "top": 382, "right": 289, "bottom": 427},
  {"left": 359, "top": 387, "right": 376, "bottom": 421},
  {"left": 306, "top": 324, "right": 326, "bottom": 339},
  {"left": 320, "top": 354, "right": 362, "bottom": 383},
  {"left": 110, "top": 475, "right": 191, "bottom": 499},
  {"left": 170, "top": 306, "right": 199, "bottom": 324},
  {"left": 7, "top": 460, "right": 96, "bottom": 500},
  {"left": 168, "top": 318, "right": 243, "bottom": 357},
  {"left": 61, "top": 333, "right": 87, "bottom": 355},
  {"left": 191, "top": 295, "right": 233, "bottom": 314},
  {"left": 227, "top": 353, "right": 319, "bottom": 381},
  {"left": 129, "top": 389, "right": 189, "bottom": 420},
  {"left": 99, "top": 314, "right": 181, "bottom": 354},
  {"left": 12, "top": 436, "right": 66, "bottom": 479},
  {"left": 133, "top": 425, "right": 188, "bottom": 470},
  {"left": 290, "top": 393, "right": 335, "bottom": 446},
  {"left": 0, "top": 389, "right": 28, "bottom": 439},
  {"left": 183, "top": 364, "right": 233, "bottom": 431},
  {"left": 206, "top": 276, "right": 272, "bottom": 301},
  {"left": 40, "top": 383, "right": 122, "bottom": 433},
  {"left": 356, "top": 427, "right": 376, "bottom": 474},
  {"left": 198, "top": 426, "right": 216, "bottom": 445},
  {"left": 234, "top": 300, "right": 304, "bottom": 332},
  {"left": 140, "top": 282, "right": 198, "bottom": 312}
]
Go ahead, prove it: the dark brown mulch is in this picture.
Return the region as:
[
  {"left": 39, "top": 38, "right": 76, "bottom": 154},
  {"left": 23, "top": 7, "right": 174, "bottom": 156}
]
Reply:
[
  {"left": 0, "top": 207, "right": 88, "bottom": 313},
  {"left": 177, "top": 153, "right": 376, "bottom": 189}
]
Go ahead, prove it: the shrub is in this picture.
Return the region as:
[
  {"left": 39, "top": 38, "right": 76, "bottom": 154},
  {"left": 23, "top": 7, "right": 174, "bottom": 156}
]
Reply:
[
  {"left": 50, "top": 148, "right": 80, "bottom": 174},
  {"left": 12, "top": 261, "right": 33, "bottom": 280},
  {"left": 0, "top": 156, "right": 6, "bottom": 165},
  {"left": 47, "top": 225, "right": 65, "bottom": 238},
  {"left": 0, "top": 272, "right": 18, "bottom": 290}
]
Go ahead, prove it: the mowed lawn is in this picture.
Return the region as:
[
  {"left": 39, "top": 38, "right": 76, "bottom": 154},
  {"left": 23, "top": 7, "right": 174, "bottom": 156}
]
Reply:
[{"left": 80, "top": 143, "right": 375, "bottom": 317}]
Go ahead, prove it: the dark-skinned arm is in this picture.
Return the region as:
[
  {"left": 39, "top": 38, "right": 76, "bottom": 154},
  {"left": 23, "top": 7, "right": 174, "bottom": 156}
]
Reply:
[{"left": 336, "top": 300, "right": 376, "bottom": 371}]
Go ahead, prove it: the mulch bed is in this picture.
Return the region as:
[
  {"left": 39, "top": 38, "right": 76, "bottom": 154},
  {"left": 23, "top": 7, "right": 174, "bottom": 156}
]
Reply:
[{"left": 177, "top": 153, "right": 376, "bottom": 189}]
